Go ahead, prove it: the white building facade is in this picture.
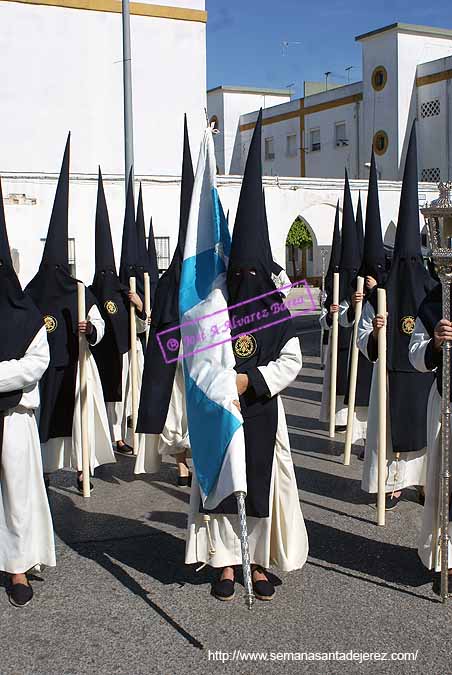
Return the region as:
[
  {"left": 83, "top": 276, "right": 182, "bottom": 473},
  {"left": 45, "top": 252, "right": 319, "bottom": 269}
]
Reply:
[{"left": 210, "top": 23, "right": 452, "bottom": 183}]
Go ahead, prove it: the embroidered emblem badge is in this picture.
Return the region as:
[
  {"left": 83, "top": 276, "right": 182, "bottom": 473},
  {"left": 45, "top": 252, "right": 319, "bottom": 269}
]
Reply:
[
  {"left": 401, "top": 315, "right": 415, "bottom": 335},
  {"left": 44, "top": 315, "right": 58, "bottom": 333},
  {"left": 234, "top": 334, "right": 257, "bottom": 358}
]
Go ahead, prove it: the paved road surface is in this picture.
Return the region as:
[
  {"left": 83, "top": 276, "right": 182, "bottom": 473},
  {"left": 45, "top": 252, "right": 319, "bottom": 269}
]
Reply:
[{"left": 1, "top": 328, "right": 450, "bottom": 675}]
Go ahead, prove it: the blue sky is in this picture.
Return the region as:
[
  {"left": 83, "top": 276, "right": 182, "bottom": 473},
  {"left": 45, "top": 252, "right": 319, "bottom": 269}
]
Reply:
[{"left": 206, "top": 0, "right": 452, "bottom": 98}]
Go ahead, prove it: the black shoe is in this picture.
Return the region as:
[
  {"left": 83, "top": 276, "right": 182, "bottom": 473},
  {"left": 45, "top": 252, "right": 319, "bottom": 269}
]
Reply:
[
  {"left": 358, "top": 449, "right": 365, "bottom": 461},
  {"left": 252, "top": 566, "right": 275, "bottom": 601},
  {"left": 77, "top": 476, "right": 94, "bottom": 494},
  {"left": 114, "top": 442, "right": 134, "bottom": 455},
  {"left": 385, "top": 492, "right": 402, "bottom": 511},
  {"left": 212, "top": 570, "right": 235, "bottom": 601},
  {"left": 432, "top": 573, "right": 452, "bottom": 596},
  {"left": 9, "top": 582, "right": 33, "bottom": 608},
  {"left": 335, "top": 425, "right": 347, "bottom": 434},
  {"left": 177, "top": 473, "right": 192, "bottom": 487}
]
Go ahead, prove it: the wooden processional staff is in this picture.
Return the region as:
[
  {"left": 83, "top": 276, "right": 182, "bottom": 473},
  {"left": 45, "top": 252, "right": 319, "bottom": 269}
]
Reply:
[
  {"left": 343, "top": 276, "right": 364, "bottom": 465},
  {"left": 329, "top": 272, "right": 340, "bottom": 439},
  {"left": 77, "top": 282, "right": 91, "bottom": 498},
  {"left": 129, "top": 277, "right": 139, "bottom": 455}
]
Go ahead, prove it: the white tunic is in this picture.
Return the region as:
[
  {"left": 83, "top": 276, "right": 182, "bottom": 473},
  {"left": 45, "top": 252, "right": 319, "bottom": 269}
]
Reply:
[
  {"left": 41, "top": 304, "right": 116, "bottom": 474},
  {"left": 409, "top": 317, "right": 452, "bottom": 571},
  {"left": 319, "top": 303, "right": 367, "bottom": 442},
  {"left": 0, "top": 326, "right": 56, "bottom": 573},
  {"left": 107, "top": 314, "right": 147, "bottom": 443},
  {"left": 134, "top": 359, "right": 190, "bottom": 475},
  {"left": 357, "top": 302, "right": 426, "bottom": 494},
  {"left": 185, "top": 337, "right": 309, "bottom": 572},
  {"left": 124, "top": 315, "right": 151, "bottom": 451}
]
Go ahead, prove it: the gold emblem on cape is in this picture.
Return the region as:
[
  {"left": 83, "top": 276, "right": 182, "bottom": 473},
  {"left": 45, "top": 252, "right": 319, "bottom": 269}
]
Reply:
[
  {"left": 104, "top": 300, "right": 118, "bottom": 315},
  {"left": 44, "top": 315, "right": 58, "bottom": 333},
  {"left": 401, "top": 315, "right": 415, "bottom": 335},
  {"left": 234, "top": 334, "right": 257, "bottom": 358}
]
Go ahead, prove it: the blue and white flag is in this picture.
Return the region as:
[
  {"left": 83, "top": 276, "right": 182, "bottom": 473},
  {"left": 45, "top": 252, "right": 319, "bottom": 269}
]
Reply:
[{"left": 179, "top": 126, "right": 247, "bottom": 509}]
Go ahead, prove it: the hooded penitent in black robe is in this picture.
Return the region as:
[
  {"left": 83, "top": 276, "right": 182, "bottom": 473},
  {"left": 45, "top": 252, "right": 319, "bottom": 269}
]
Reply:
[
  {"left": 344, "top": 155, "right": 385, "bottom": 407},
  {"left": 25, "top": 135, "right": 98, "bottom": 443},
  {"left": 0, "top": 177, "right": 44, "bottom": 447},
  {"left": 136, "top": 115, "right": 194, "bottom": 434},
  {"left": 204, "top": 109, "right": 297, "bottom": 518},
  {"left": 370, "top": 123, "right": 436, "bottom": 453},
  {"left": 335, "top": 171, "right": 356, "bottom": 397},
  {"left": 89, "top": 169, "right": 130, "bottom": 403}
]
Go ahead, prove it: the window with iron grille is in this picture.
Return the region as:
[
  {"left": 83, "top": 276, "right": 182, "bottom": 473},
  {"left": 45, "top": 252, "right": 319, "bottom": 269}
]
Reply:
[
  {"left": 421, "top": 99, "right": 441, "bottom": 118},
  {"left": 155, "top": 236, "right": 170, "bottom": 272},
  {"left": 421, "top": 168, "right": 441, "bottom": 183},
  {"left": 310, "top": 128, "right": 321, "bottom": 152},
  {"left": 40, "top": 237, "right": 76, "bottom": 276},
  {"left": 265, "top": 137, "right": 275, "bottom": 160}
]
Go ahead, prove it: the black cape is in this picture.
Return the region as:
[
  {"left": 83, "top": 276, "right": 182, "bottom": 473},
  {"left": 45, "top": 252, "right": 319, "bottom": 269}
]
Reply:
[
  {"left": 136, "top": 115, "right": 194, "bottom": 434},
  {"left": 25, "top": 134, "right": 98, "bottom": 442},
  {"left": 89, "top": 169, "right": 130, "bottom": 402}
]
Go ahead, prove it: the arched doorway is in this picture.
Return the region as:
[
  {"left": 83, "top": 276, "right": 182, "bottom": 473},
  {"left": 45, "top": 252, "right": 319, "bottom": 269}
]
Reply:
[{"left": 285, "top": 203, "right": 340, "bottom": 286}]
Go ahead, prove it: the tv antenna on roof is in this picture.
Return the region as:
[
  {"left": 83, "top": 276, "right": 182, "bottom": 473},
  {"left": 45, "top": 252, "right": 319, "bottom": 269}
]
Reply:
[{"left": 281, "top": 41, "right": 302, "bottom": 56}]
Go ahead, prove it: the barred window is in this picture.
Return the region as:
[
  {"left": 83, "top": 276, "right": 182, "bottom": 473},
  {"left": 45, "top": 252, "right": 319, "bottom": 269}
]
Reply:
[
  {"left": 421, "top": 99, "right": 441, "bottom": 118},
  {"left": 155, "top": 236, "right": 170, "bottom": 272},
  {"left": 421, "top": 168, "right": 441, "bottom": 183}
]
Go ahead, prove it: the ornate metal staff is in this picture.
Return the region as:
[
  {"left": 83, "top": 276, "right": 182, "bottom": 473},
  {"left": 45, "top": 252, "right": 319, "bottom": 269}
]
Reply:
[
  {"left": 235, "top": 492, "right": 255, "bottom": 609},
  {"left": 422, "top": 182, "right": 452, "bottom": 603}
]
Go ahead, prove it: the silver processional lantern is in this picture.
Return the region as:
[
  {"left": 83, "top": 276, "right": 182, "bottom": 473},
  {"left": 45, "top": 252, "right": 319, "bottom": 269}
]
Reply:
[{"left": 421, "top": 181, "right": 452, "bottom": 604}]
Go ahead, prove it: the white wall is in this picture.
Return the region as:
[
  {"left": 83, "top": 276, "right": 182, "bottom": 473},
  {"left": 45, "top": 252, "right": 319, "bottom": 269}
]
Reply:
[
  {"left": 3, "top": 172, "right": 439, "bottom": 289},
  {"left": 0, "top": 1, "right": 206, "bottom": 176}
]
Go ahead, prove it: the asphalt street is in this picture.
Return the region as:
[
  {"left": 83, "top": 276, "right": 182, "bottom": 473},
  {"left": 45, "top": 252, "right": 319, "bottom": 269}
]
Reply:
[{"left": 1, "top": 325, "right": 450, "bottom": 675}]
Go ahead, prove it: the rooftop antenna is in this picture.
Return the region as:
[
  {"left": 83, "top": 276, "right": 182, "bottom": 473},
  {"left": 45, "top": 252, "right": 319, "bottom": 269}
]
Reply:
[
  {"left": 281, "top": 40, "right": 302, "bottom": 56},
  {"left": 325, "top": 71, "right": 332, "bottom": 91},
  {"left": 345, "top": 65, "right": 354, "bottom": 83}
]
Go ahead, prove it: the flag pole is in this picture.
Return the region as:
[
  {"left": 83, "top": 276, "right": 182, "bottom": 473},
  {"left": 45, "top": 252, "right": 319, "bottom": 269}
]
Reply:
[
  {"left": 329, "top": 272, "right": 340, "bottom": 438},
  {"left": 77, "top": 282, "right": 91, "bottom": 498},
  {"left": 129, "top": 276, "right": 139, "bottom": 455},
  {"left": 344, "top": 276, "right": 364, "bottom": 464},
  {"left": 377, "top": 288, "right": 387, "bottom": 526},
  {"left": 122, "top": 0, "right": 134, "bottom": 193}
]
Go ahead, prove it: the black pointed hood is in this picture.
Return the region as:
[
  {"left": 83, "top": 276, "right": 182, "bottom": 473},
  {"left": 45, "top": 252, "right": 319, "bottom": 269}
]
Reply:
[
  {"left": 119, "top": 169, "right": 138, "bottom": 288},
  {"left": 90, "top": 169, "right": 130, "bottom": 401},
  {"left": 228, "top": 109, "right": 270, "bottom": 275},
  {"left": 94, "top": 168, "right": 117, "bottom": 272},
  {"left": 133, "top": 182, "right": 149, "bottom": 300},
  {"left": 41, "top": 133, "right": 70, "bottom": 268},
  {"left": 339, "top": 170, "right": 360, "bottom": 300},
  {"left": 356, "top": 192, "right": 364, "bottom": 261},
  {"left": 137, "top": 115, "right": 194, "bottom": 434},
  {"left": 147, "top": 217, "right": 159, "bottom": 305},
  {"left": 360, "top": 150, "right": 386, "bottom": 285},
  {"left": 90, "top": 167, "right": 129, "bottom": 350},
  {"left": 0, "top": 176, "right": 43, "bottom": 390},
  {"left": 393, "top": 123, "right": 423, "bottom": 259},
  {"left": 324, "top": 201, "right": 341, "bottom": 308},
  {"left": 378, "top": 121, "right": 436, "bottom": 454}
]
